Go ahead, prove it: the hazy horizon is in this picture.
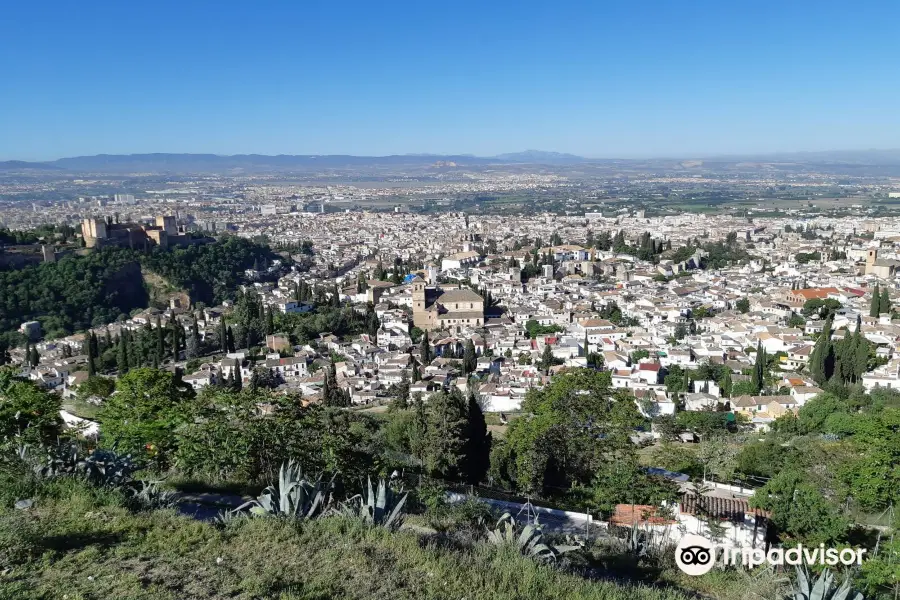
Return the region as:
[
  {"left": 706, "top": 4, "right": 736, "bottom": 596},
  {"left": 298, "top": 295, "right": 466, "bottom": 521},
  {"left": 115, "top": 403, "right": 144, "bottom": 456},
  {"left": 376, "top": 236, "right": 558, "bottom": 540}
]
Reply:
[{"left": 6, "top": 147, "right": 900, "bottom": 165}]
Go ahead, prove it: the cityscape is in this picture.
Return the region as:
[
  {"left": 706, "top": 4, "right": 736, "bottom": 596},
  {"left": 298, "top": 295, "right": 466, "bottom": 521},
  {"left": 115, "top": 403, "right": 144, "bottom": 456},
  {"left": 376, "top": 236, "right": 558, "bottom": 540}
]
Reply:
[
  {"left": 1, "top": 1, "right": 898, "bottom": 599},
  {"left": 0, "top": 152, "right": 897, "bottom": 599}
]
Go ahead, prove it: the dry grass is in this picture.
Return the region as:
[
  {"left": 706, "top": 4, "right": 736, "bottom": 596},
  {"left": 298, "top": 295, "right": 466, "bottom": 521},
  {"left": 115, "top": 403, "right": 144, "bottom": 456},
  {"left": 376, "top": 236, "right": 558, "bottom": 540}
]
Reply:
[{"left": 0, "top": 476, "right": 694, "bottom": 600}]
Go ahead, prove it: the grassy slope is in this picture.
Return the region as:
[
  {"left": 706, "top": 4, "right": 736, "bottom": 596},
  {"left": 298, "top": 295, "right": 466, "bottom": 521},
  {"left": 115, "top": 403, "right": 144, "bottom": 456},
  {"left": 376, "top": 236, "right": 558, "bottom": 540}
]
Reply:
[{"left": 0, "top": 479, "right": 691, "bottom": 600}]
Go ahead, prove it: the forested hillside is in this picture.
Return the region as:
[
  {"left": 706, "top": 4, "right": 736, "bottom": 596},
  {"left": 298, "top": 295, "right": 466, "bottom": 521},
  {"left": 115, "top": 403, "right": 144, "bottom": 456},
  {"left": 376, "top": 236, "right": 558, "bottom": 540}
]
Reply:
[
  {"left": 141, "top": 236, "right": 277, "bottom": 305},
  {"left": 0, "top": 248, "right": 147, "bottom": 344},
  {"left": 0, "top": 236, "right": 278, "bottom": 346}
]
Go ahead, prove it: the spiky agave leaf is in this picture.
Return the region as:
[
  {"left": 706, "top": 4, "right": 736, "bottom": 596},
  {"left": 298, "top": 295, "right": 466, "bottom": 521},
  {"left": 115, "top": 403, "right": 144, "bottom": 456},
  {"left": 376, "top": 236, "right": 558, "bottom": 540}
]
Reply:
[
  {"left": 374, "top": 478, "right": 388, "bottom": 524},
  {"left": 382, "top": 488, "right": 408, "bottom": 530}
]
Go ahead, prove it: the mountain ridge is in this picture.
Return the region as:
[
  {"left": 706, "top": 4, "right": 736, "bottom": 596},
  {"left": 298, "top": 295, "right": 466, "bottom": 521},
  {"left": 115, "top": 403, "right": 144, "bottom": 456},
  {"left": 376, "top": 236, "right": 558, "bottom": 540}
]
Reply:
[{"left": 3, "top": 148, "right": 900, "bottom": 173}]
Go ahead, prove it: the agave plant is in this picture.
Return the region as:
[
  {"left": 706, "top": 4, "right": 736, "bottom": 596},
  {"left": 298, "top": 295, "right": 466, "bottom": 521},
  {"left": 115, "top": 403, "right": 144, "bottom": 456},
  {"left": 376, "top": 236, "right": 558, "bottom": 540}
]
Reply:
[
  {"left": 81, "top": 448, "right": 136, "bottom": 487},
  {"left": 788, "top": 566, "right": 864, "bottom": 600},
  {"left": 239, "top": 460, "right": 334, "bottom": 519},
  {"left": 337, "top": 476, "right": 408, "bottom": 531},
  {"left": 624, "top": 522, "right": 650, "bottom": 557},
  {"left": 215, "top": 507, "right": 249, "bottom": 526},
  {"left": 127, "top": 480, "right": 179, "bottom": 510},
  {"left": 32, "top": 442, "right": 82, "bottom": 478},
  {"left": 486, "top": 512, "right": 581, "bottom": 561}
]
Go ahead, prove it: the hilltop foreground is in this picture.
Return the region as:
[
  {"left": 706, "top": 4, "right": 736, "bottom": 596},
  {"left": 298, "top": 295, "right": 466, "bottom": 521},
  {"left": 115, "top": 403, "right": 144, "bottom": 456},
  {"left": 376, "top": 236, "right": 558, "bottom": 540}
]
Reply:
[{"left": 0, "top": 477, "right": 689, "bottom": 600}]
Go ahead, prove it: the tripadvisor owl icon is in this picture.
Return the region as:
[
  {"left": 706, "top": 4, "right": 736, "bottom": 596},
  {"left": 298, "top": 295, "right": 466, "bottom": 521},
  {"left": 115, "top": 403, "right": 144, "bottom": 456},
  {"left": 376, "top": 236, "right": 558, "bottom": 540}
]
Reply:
[{"left": 675, "top": 534, "right": 716, "bottom": 576}]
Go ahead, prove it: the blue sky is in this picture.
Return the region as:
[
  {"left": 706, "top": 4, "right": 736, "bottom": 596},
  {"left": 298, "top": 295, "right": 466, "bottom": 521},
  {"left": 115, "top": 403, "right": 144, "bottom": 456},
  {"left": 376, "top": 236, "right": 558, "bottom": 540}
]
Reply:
[{"left": 2, "top": 0, "right": 898, "bottom": 160}]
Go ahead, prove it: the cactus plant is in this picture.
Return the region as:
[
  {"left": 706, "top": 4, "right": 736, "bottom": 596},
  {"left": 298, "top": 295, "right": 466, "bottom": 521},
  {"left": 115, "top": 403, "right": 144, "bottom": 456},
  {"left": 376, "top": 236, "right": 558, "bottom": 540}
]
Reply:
[
  {"left": 127, "top": 480, "right": 178, "bottom": 510},
  {"left": 486, "top": 512, "right": 581, "bottom": 561},
  {"left": 337, "top": 476, "right": 408, "bottom": 530},
  {"left": 81, "top": 448, "right": 136, "bottom": 487},
  {"left": 238, "top": 460, "right": 334, "bottom": 519},
  {"left": 26, "top": 443, "right": 136, "bottom": 487},
  {"left": 788, "top": 566, "right": 864, "bottom": 600}
]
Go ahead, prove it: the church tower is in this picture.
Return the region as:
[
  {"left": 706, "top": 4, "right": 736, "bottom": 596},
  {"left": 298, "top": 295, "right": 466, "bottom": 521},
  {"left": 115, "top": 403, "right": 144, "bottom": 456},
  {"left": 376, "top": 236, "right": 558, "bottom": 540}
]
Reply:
[
  {"left": 412, "top": 279, "right": 426, "bottom": 312},
  {"left": 412, "top": 277, "right": 428, "bottom": 329}
]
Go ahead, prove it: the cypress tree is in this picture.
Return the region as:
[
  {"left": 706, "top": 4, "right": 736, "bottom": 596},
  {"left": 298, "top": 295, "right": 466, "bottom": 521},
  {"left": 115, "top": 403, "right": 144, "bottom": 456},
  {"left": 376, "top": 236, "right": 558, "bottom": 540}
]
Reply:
[
  {"left": 170, "top": 320, "right": 180, "bottom": 362},
  {"left": 809, "top": 315, "right": 834, "bottom": 384},
  {"left": 420, "top": 331, "right": 431, "bottom": 365},
  {"left": 226, "top": 326, "right": 235, "bottom": 353},
  {"left": 28, "top": 345, "right": 40, "bottom": 368},
  {"left": 186, "top": 318, "right": 200, "bottom": 360},
  {"left": 218, "top": 319, "right": 227, "bottom": 353},
  {"left": 155, "top": 316, "right": 165, "bottom": 365},
  {"left": 879, "top": 286, "right": 890, "bottom": 315},
  {"left": 265, "top": 307, "right": 275, "bottom": 336},
  {"left": 870, "top": 284, "right": 881, "bottom": 318},
  {"left": 541, "top": 343, "right": 554, "bottom": 372},
  {"left": 463, "top": 388, "right": 491, "bottom": 484},
  {"left": 409, "top": 393, "right": 428, "bottom": 464},
  {"left": 463, "top": 339, "right": 477, "bottom": 375},
  {"left": 720, "top": 369, "right": 732, "bottom": 398},
  {"left": 116, "top": 334, "right": 129, "bottom": 375},
  {"left": 751, "top": 341, "right": 764, "bottom": 394},
  {"left": 87, "top": 342, "right": 96, "bottom": 377}
]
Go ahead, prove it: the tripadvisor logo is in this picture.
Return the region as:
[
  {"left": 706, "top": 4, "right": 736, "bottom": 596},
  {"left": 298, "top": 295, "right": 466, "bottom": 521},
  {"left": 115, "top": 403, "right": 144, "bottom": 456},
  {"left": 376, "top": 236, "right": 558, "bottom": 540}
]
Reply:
[
  {"left": 675, "top": 534, "right": 867, "bottom": 576},
  {"left": 675, "top": 534, "right": 717, "bottom": 576}
]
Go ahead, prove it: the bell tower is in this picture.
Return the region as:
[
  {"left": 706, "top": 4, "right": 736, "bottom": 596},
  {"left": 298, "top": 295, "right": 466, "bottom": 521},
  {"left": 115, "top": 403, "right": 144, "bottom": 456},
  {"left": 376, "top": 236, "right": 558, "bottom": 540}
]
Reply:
[
  {"left": 413, "top": 280, "right": 426, "bottom": 312},
  {"left": 867, "top": 248, "right": 878, "bottom": 269},
  {"left": 412, "top": 278, "right": 428, "bottom": 329}
]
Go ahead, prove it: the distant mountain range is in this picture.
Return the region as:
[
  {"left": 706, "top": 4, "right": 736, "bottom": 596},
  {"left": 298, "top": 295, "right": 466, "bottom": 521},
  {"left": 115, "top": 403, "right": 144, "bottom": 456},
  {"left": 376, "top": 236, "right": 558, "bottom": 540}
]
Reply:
[
  {"left": 493, "top": 150, "right": 589, "bottom": 163},
  {"left": 0, "top": 160, "right": 62, "bottom": 171},
  {"left": 2, "top": 149, "right": 900, "bottom": 173}
]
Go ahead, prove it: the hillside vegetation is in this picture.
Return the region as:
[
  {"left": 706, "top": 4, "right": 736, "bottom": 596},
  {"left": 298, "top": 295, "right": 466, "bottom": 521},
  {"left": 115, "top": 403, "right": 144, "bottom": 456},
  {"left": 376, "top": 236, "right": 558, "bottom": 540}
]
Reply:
[{"left": 0, "top": 236, "right": 277, "bottom": 346}]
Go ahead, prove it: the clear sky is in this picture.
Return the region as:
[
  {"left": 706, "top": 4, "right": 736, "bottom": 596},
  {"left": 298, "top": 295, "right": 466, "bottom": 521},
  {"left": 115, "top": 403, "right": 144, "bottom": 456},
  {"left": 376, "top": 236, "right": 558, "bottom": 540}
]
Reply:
[{"left": 2, "top": 0, "right": 899, "bottom": 160}]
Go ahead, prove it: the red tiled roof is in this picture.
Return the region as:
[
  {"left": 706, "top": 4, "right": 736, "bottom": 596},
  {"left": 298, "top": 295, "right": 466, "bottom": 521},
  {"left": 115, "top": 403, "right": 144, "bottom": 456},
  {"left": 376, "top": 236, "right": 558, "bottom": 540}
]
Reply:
[
  {"left": 679, "top": 494, "right": 770, "bottom": 520},
  {"left": 611, "top": 504, "right": 677, "bottom": 526}
]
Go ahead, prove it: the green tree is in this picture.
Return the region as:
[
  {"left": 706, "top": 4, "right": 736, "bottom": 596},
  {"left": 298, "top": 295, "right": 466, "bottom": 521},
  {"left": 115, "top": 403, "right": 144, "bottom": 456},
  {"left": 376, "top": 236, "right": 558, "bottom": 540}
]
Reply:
[
  {"left": 0, "top": 368, "right": 62, "bottom": 445},
  {"left": 423, "top": 388, "right": 469, "bottom": 478},
  {"left": 186, "top": 315, "right": 200, "bottom": 359},
  {"left": 409, "top": 392, "right": 428, "bottom": 465},
  {"left": 463, "top": 339, "right": 477, "bottom": 375},
  {"left": 87, "top": 335, "right": 97, "bottom": 377},
  {"left": 420, "top": 330, "right": 431, "bottom": 365},
  {"left": 719, "top": 369, "right": 733, "bottom": 398},
  {"left": 170, "top": 320, "right": 180, "bottom": 362},
  {"left": 492, "top": 369, "right": 629, "bottom": 495},
  {"left": 809, "top": 315, "right": 834, "bottom": 385},
  {"left": 735, "top": 298, "right": 750, "bottom": 313},
  {"left": 879, "top": 286, "right": 891, "bottom": 315},
  {"left": 750, "top": 468, "right": 848, "bottom": 545},
  {"left": 76, "top": 375, "right": 116, "bottom": 404},
  {"left": 98, "top": 368, "right": 196, "bottom": 467},
  {"left": 116, "top": 333, "right": 129, "bottom": 375},
  {"left": 463, "top": 389, "right": 492, "bottom": 484},
  {"left": 588, "top": 449, "right": 678, "bottom": 514},
  {"left": 870, "top": 284, "right": 881, "bottom": 318},
  {"left": 28, "top": 345, "right": 40, "bottom": 367},
  {"left": 390, "top": 371, "right": 411, "bottom": 410},
  {"left": 751, "top": 341, "right": 766, "bottom": 394},
  {"left": 540, "top": 343, "right": 555, "bottom": 372}
]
